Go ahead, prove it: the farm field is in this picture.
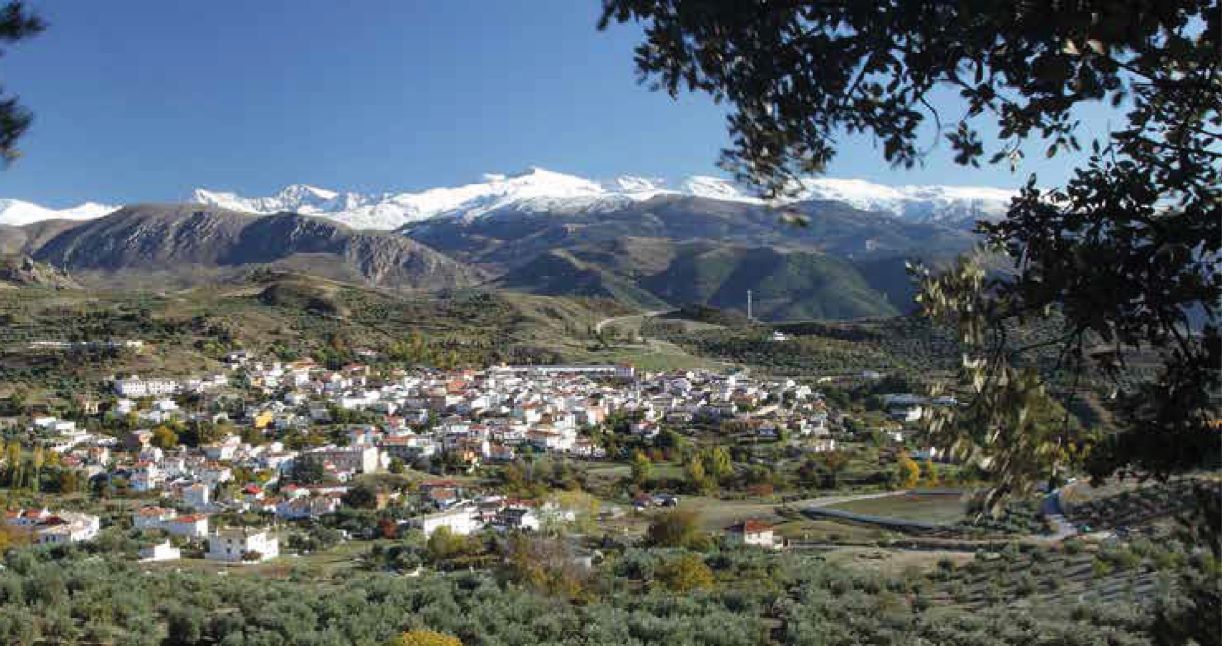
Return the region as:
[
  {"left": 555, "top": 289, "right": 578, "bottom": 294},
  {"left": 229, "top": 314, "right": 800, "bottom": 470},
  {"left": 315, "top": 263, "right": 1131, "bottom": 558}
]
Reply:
[{"left": 826, "top": 491, "right": 969, "bottom": 525}]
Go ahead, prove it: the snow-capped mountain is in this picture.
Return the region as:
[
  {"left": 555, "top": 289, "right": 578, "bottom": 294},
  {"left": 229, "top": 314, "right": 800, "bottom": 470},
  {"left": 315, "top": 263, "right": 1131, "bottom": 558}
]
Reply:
[
  {"left": 790, "top": 178, "right": 1014, "bottom": 223},
  {"left": 0, "top": 199, "right": 118, "bottom": 226},
  {"left": 187, "top": 168, "right": 1014, "bottom": 230},
  {"left": 190, "top": 168, "right": 660, "bottom": 230},
  {"left": 2, "top": 167, "right": 1015, "bottom": 230}
]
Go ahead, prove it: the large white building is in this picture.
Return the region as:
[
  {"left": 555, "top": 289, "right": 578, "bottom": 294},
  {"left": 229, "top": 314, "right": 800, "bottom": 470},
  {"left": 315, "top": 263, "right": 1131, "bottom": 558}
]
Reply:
[
  {"left": 206, "top": 528, "right": 279, "bottom": 563},
  {"left": 300, "top": 445, "right": 381, "bottom": 476},
  {"left": 113, "top": 376, "right": 179, "bottom": 398},
  {"left": 415, "top": 506, "right": 479, "bottom": 537}
]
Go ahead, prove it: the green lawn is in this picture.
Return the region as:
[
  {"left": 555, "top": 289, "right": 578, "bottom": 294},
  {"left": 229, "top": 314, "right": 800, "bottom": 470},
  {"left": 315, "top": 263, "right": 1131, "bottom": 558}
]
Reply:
[
  {"left": 140, "top": 537, "right": 387, "bottom": 579},
  {"left": 827, "top": 492, "right": 968, "bottom": 525},
  {"left": 772, "top": 518, "right": 889, "bottom": 543}
]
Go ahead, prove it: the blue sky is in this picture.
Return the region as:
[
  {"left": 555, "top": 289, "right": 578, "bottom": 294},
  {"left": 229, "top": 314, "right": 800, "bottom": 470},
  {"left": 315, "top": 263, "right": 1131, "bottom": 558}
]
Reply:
[{"left": 4, "top": 1, "right": 1115, "bottom": 207}]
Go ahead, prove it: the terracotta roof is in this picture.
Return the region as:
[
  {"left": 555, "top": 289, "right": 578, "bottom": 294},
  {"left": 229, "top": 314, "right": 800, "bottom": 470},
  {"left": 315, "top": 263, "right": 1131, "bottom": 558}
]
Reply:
[{"left": 730, "top": 519, "right": 773, "bottom": 534}]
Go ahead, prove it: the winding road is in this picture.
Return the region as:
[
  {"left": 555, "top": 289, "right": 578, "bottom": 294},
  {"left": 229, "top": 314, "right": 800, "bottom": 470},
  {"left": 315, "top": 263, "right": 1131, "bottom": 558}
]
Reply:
[{"left": 594, "top": 309, "right": 672, "bottom": 334}]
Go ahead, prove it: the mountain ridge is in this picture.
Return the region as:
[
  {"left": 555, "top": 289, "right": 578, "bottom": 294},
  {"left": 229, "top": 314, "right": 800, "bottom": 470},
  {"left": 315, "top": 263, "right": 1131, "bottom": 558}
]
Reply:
[
  {"left": 3, "top": 167, "right": 1015, "bottom": 230},
  {"left": 24, "top": 204, "right": 481, "bottom": 290}
]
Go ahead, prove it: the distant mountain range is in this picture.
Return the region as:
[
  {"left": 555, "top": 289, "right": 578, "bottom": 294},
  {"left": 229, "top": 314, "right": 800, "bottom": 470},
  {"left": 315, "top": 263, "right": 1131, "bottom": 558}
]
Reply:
[
  {"left": 1, "top": 167, "right": 1014, "bottom": 230},
  {"left": 406, "top": 194, "right": 977, "bottom": 320},
  {"left": 0, "top": 168, "right": 1011, "bottom": 320},
  {"left": 189, "top": 168, "right": 1014, "bottom": 229}
]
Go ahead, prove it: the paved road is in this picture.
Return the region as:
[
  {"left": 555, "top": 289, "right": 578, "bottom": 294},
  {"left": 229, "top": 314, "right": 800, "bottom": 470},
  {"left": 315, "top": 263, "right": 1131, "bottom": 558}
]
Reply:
[{"left": 594, "top": 309, "right": 672, "bottom": 334}]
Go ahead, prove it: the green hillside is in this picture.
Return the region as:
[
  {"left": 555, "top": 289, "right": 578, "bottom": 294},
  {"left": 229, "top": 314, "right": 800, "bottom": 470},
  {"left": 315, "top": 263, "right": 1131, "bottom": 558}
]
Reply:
[
  {"left": 498, "top": 238, "right": 900, "bottom": 321},
  {"left": 494, "top": 249, "right": 670, "bottom": 310},
  {"left": 641, "top": 244, "right": 900, "bottom": 320}
]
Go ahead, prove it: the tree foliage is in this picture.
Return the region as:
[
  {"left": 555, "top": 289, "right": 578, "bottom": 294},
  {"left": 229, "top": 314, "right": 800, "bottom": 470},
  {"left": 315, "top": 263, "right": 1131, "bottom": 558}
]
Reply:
[
  {"left": 386, "top": 629, "right": 463, "bottom": 646},
  {"left": 630, "top": 449, "right": 652, "bottom": 486},
  {"left": 896, "top": 453, "right": 921, "bottom": 490},
  {"left": 655, "top": 552, "right": 715, "bottom": 592},
  {"left": 342, "top": 482, "right": 380, "bottom": 510},
  {"left": 150, "top": 425, "right": 178, "bottom": 450},
  {"left": 502, "top": 533, "right": 591, "bottom": 601},
  {"left": 601, "top": 0, "right": 1221, "bottom": 510},
  {"left": 0, "top": 1, "right": 42, "bottom": 164},
  {"left": 645, "top": 509, "right": 711, "bottom": 550}
]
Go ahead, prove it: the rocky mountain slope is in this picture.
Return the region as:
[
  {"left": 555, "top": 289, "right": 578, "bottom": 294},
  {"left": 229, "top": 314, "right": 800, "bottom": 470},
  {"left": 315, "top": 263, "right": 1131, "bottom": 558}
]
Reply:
[
  {"left": 25, "top": 204, "right": 480, "bottom": 289},
  {"left": 0, "top": 255, "right": 80, "bottom": 289}
]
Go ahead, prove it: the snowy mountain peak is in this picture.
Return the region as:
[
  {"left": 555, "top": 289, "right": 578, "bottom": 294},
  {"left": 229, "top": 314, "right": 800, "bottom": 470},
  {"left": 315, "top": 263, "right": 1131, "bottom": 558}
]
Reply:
[
  {"left": 0, "top": 199, "right": 118, "bottom": 227},
  {"left": 277, "top": 184, "right": 339, "bottom": 202},
  {"left": 681, "top": 176, "right": 760, "bottom": 203},
  {"left": 790, "top": 178, "right": 1014, "bottom": 222},
  {"left": 614, "top": 175, "right": 667, "bottom": 194}
]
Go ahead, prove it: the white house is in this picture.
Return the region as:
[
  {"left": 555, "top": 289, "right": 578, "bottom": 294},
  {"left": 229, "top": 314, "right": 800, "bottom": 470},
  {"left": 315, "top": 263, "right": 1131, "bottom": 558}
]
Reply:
[
  {"left": 206, "top": 528, "right": 279, "bottom": 563},
  {"left": 498, "top": 506, "right": 540, "bottom": 532},
  {"left": 34, "top": 512, "right": 100, "bottom": 545},
  {"left": 181, "top": 483, "right": 211, "bottom": 510},
  {"left": 163, "top": 514, "right": 210, "bottom": 539},
  {"left": 725, "top": 520, "right": 780, "bottom": 549},
  {"left": 138, "top": 540, "right": 181, "bottom": 562},
  {"left": 132, "top": 506, "right": 177, "bottom": 530},
  {"left": 416, "top": 506, "right": 479, "bottom": 537},
  {"left": 130, "top": 462, "right": 164, "bottom": 492}
]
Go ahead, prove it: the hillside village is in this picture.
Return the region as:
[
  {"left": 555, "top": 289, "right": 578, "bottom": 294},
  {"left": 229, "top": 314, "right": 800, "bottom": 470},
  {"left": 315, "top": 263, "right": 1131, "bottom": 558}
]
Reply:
[{"left": 3, "top": 350, "right": 951, "bottom": 564}]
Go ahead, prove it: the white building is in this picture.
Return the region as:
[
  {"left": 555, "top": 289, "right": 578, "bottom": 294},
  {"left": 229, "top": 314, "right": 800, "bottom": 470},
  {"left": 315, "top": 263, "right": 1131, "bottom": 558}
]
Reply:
[
  {"left": 300, "top": 445, "right": 381, "bottom": 475},
  {"left": 206, "top": 528, "right": 279, "bottom": 563},
  {"left": 275, "top": 496, "right": 340, "bottom": 520},
  {"left": 883, "top": 394, "right": 926, "bottom": 423},
  {"left": 138, "top": 540, "right": 181, "bottom": 562},
  {"left": 130, "top": 462, "right": 164, "bottom": 492},
  {"left": 725, "top": 520, "right": 779, "bottom": 549},
  {"left": 113, "top": 376, "right": 179, "bottom": 398},
  {"left": 181, "top": 483, "right": 211, "bottom": 510},
  {"left": 415, "top": 506, "right": 479, "bottom": 537},
  {"left": 32, "top": 512, "right": 100, "bottom": 545},
  {"left": 810, "top": 438, "right": 837, "bottom": 453},
  {"left": 163, "top": 514, "right": 210, "bottom": 539},
  {"left": 132, "top": 506, "right": 177, "bottom": 530}
]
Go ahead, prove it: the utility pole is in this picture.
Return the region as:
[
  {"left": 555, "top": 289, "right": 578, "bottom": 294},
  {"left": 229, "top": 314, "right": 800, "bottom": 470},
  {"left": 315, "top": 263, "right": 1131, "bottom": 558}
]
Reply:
[{"left": 747, "top": 290, "right": 753, "bottom": 321}]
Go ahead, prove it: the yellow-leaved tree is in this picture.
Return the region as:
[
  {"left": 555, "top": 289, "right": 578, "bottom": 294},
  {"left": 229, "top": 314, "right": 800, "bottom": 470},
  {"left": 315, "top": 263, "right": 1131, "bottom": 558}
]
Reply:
[
  {"left": 385, "top": 629, "right": 462, "bottom": 646},
  {"left": 896, "top": 454, "right": 921, "bottom": 490}
]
